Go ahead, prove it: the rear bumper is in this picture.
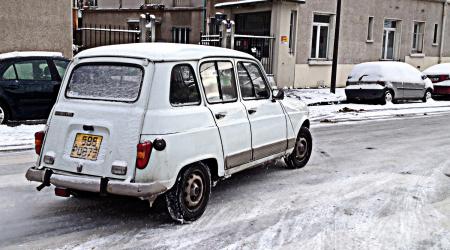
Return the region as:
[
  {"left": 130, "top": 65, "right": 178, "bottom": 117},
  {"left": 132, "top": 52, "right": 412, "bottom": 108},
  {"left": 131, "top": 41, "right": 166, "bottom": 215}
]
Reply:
[
  {"left": 25, "top": 167, "right": 167, "bottom": 199},
  {"left": 345, "top": 88, "right": 385, "bottom": 100}
]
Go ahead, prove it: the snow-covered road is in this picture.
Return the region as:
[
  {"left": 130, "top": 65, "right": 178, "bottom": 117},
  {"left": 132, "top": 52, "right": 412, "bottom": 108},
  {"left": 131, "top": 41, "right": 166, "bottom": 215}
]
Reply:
[{"left": 0, "top": 115, "right": 449, "bottom": 249}]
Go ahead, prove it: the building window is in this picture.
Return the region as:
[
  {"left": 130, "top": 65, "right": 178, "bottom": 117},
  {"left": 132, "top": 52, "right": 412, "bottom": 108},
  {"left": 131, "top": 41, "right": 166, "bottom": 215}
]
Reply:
[
  {"left": 367, "top": 16, "right": 374, "bottom": 41},
  {"left": 289, "top": 11, "right": 297, "bottom": 55},
  {"left": 433, "top": 23, "right": 439, "bottom": 45},
  {"left": 172, "top": 27, "right": 190, "bottom": 44},
  {"left": 382, "top": 20, "right": 397, "bottom": 60},
  {"left": 412, "top": 22, "right": 425, "bottom": 53},
  {"left": 311, "top": 14, "right": 330, "bottom": 59}
]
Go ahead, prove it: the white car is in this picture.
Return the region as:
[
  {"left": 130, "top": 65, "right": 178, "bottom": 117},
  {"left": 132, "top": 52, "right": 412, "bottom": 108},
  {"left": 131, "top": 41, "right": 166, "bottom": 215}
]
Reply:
[
  {"left": 345, "top": 62, "right": 433, "bottom": 104},
  {"left": 423, "top": 63, "right": 450, "bottom": 97},
  {"left": 26, "top": 43, "right": 312, "bottom": 222}
]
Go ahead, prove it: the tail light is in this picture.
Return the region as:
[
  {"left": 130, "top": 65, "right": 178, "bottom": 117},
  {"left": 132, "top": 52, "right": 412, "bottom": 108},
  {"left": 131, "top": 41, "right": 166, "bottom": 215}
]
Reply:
[
  {"left": 136, "top": 141, "right": 152, "bottom": 169},
  {"left": 35, "top": 131, "right": 45, "bottom": 155}
]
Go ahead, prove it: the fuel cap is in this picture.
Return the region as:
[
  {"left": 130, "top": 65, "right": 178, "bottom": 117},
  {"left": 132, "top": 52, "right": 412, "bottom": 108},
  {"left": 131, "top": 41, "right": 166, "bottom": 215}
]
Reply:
[{"left": 153, "top": 138, "right": 166, "bottom": 151}]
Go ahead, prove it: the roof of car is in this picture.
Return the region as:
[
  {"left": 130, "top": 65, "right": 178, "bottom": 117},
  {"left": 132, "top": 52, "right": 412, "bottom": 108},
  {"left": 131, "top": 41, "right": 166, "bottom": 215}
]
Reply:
[
  {"left": 0, "top": 51, "right": 64, "bottom": 60},
  {"left": 75, "top": 43, "right": 256, "bottom": 61}
]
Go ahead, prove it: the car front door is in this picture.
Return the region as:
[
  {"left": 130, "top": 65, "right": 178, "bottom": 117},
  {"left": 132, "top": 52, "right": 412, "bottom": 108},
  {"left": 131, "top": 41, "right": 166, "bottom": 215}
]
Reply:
[
  {"left": 402, "top": 67, "right": 425, "bottom": 99},
  {"left": 199, "top": 60, "right": 252, "bottom": 169},
  {"left": 236, "top": 60, "right": 287, "bottom": 161}
]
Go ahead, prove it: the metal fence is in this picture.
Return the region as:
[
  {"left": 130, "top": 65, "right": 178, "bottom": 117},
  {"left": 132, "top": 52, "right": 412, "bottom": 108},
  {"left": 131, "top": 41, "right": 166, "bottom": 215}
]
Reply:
[
  {"left": 74, "top": 24, "right": 141, "bottom": 53},
  {"left": 199, "top": 32, "right": 222, "bottom": 47},
  {"left": 234, "top": 34, "right": 275, "bottom": 75}
]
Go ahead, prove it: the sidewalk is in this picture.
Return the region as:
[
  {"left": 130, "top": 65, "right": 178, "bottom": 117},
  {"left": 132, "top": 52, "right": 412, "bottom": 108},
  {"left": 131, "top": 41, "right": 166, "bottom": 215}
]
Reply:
[{"left": 285, "top": 88, "right": 450, "bottom": 123}]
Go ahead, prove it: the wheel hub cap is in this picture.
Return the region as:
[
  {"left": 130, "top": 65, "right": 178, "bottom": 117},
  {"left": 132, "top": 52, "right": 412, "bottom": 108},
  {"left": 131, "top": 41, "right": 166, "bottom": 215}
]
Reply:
[
  {"left": 385, "top": 93, "right": 393, "bottom": 102},
  {"left": 184, "top": 173, "right": 204, "bottom": 208},
  {"left": 296, "top": 138, "right": 308, "bottom": 160},
  {"left": 0, "top": 107, "right": 4, "bottom": 124}
]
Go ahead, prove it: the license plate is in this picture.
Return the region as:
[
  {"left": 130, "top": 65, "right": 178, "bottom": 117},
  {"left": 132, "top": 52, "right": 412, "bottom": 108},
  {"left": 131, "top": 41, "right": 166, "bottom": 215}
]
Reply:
[{"left": 70, "top": 133, "right": 103, "bottom": 161}]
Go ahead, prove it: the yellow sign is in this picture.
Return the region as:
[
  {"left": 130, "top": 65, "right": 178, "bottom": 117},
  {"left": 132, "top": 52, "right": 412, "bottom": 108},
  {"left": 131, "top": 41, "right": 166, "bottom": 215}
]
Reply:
[{"left": 281, "top": 35, "right": 289, "bottom": 44}]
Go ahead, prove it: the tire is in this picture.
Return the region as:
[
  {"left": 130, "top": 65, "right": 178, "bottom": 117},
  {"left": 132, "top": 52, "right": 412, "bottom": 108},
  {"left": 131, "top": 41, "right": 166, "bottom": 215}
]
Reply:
[
  {"left": 285, "top": 126, "right": 313, "bottom": 169},
  {"left": 381, "top": 90, "right": 394, "bottom": 105},
  {"left": 422, "top": 89, "right": 432, "bottom": 102},
  {"left": 0, "top": 102, "right": 9, "bottom": 125},
  {"left": 165, "top": 162, "right": 211, "bottom": 223}
]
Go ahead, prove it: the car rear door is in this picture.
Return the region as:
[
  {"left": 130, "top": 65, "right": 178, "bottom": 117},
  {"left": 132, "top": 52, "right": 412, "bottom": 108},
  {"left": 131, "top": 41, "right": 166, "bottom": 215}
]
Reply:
[
  {"left": 199, "top": 59, "right": 252, "bottom": 169},
  {"left": 40, "top": 58, "right": 152, "bottom": 180},
  {"left": 402, "top": 66, "right": 425, "bottom": 99},
  {"left": 236, "top": 60, "right": 287, "bottom": 161}
]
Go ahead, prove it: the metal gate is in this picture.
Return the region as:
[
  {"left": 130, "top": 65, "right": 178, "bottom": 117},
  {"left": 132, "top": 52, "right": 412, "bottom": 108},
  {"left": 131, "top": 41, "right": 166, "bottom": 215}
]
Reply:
[
  {"left": 234, "top": 34, "right": 275, "bottom": 75},
  {"left": 74, "top": 24, "right": 141, "bottom": 53}
]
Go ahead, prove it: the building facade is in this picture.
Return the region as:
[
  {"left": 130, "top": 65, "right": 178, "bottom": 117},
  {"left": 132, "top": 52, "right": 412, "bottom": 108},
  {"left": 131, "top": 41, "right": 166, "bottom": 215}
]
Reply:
[
  {"left": 80, "top": 0, "right": 205, "bottom": 44},
  {"left": 212, "top": 0, "right": 450, "bottom": 88},
  {"left": 0, "top": 0, "right": 73, "bottom": 58}
]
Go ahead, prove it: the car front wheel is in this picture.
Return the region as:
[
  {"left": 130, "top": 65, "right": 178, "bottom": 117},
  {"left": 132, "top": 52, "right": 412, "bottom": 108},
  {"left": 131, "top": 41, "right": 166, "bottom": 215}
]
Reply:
[
  {"left": 165, "top": 162, "right": 211, "bottom": 223},
  {"left": 285, "top": 126, "right": 313, "bottom": 169},
  {"left": 422, "top": 89, "right": 432, "bottom": 102}
]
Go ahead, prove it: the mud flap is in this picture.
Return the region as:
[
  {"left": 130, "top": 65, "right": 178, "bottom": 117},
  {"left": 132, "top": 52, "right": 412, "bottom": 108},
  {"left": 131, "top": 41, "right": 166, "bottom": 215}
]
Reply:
[{"left": 36, "top": 169, "right": 53, "bottom": 191}]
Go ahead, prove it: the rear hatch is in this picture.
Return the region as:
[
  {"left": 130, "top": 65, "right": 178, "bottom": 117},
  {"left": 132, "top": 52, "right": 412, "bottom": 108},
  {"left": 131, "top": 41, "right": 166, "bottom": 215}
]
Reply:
[{"left": 40, "top": 59, "right": 152, "bottom": 180}]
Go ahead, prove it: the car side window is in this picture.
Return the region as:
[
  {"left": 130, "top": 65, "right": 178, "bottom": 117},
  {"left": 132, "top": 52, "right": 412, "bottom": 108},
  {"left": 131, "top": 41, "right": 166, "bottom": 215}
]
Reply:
[
  {"left": 200, "top": 61, "right": 237, "bottom": 103},
  {"left": 169, "top": 64, "right": 201, "bottom": 106},
  {"left": 54, "top": 60, "right": 69, "bottom": 79},
  {"left": 237, "top": 62, "right": 270, "bottom": 99},
  {"left": 2, "top": 65, "right": 17, "bottom": 80},
  {"left": 15, "top": 60, "right": 52, "bottom": 81}
]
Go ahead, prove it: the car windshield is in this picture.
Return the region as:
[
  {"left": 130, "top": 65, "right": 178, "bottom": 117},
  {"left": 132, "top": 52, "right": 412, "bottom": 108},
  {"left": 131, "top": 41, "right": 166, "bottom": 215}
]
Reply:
[{"left": 66, "top": 64, "right": 143, "bottom": 102}]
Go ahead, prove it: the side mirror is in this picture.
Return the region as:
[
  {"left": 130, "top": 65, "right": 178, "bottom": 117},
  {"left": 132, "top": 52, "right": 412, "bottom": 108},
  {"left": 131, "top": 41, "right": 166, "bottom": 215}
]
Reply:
[{"left": 272, "top": 89, "right": 285, "bottom": 101}]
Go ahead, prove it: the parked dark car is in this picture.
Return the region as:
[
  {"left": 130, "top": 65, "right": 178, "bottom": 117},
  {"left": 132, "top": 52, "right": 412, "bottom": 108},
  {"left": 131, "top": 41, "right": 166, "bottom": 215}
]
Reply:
[
  {"left": 345, "top": 62, "right": 434, "bottom": 104},
  {"left": 0, "top": 52, "right": 69, "bottom": 124},
  {"left": 423, "top": 63, "right": 450, "bottom": 97}
]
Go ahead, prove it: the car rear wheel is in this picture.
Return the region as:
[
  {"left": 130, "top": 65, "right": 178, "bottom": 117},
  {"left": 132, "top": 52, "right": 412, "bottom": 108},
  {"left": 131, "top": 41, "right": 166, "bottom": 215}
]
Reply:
[
  {"left": 0, "top": 103, "right": 8, "bottom": 125},
  {"left": 165, "top": 162, "right": 211, "bottom": 223},
  {"left": 285, "top": 126, "right": 313, "bottom": 169},
  {"left": 422, "top": 89, "right": 432, "bottom": 102}
]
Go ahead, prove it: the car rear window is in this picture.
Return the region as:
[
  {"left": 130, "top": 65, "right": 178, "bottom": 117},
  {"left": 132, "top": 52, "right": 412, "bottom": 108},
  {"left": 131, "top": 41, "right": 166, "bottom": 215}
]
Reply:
[{"left": 66, "top": 64, "right": 143, "bottom": 102}]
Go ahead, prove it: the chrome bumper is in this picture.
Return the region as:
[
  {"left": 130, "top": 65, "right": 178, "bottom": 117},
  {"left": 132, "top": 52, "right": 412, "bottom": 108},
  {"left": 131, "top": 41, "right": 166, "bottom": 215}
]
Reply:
[{"left": 25, "top": 167, "right": 167, "bottom": 198}]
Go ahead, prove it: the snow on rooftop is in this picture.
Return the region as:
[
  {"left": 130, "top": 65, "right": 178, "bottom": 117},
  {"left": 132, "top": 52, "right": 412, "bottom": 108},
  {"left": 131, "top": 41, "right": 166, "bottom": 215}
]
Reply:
[
  {"left": 423, "top": 63, "right": 450, "bottom": 75},
  {"left": 0, "top": 51, "right": 63, "bottom": 60},
  {"left": 215, "top": 0, "right": 269, "bottom": 8},
  {"left": 75, "top": 43, "right": 255, "bottom": 61}
]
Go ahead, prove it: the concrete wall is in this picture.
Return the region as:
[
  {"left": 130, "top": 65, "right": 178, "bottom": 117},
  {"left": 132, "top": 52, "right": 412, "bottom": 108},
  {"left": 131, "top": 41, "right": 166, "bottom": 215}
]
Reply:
[
  {"left": 0, "top": 0, "right": 73, "bottom": 58},
  {"left": 290, "top": 0, "right": 450, "bottom": 88}
]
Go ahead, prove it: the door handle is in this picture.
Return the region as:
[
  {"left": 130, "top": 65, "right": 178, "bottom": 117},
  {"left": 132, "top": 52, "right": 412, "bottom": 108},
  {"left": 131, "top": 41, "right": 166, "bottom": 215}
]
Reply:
[
  {"left": 248, "top": 108, "right": 257, "bottom": 115},
  {"left": 215, "top": 112, "right": 227, "bottom": 119}
]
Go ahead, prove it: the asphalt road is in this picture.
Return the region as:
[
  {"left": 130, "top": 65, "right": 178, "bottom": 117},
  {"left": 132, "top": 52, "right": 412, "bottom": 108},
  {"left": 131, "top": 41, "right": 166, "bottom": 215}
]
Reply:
[{"left": 0, "top": 115, "right": 449, "bottom": 249}]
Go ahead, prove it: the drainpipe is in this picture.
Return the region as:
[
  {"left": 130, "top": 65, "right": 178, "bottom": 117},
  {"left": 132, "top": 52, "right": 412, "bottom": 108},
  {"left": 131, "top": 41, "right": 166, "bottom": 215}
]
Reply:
[
  {"left": 439, "top": 0, "right": 447, "bottom": 63},
  {"left": 202, "top": 0, "right": 207, "bottom": 33}
]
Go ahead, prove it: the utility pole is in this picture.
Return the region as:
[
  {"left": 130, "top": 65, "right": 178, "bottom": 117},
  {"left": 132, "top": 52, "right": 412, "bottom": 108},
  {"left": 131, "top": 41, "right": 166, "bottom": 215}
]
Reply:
[{"left": 330, "top": 0, "right": 341, "bottom": 94}]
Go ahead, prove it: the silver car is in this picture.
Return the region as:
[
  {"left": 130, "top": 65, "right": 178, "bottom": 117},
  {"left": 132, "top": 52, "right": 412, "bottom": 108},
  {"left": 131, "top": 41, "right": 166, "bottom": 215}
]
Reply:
[{"left": 345, "top": 62, "right": 434, "bottom": 104}]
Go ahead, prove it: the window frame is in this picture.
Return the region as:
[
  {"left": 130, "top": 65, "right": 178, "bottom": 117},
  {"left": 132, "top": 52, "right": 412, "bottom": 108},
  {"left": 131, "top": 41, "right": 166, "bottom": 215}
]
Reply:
[
  {"left": 367, "top": 16, "right": 374, "bottom": 42},
  {"left": 1, "top": 63, "right": 18, "bottom": 81},
  {"left": 382, "top": 19, "right": 399, "bottom": 60},
  {"left": 432, "top": 23, "right": 439, "bottom": 45},
  {"left": 12, "top": 59, "right": 54, "bottom": 81},
  {"left": 311, "top": 14, "right": 331, "bottom": 59},
  {"left": 289, "top": 10, "right": 298, "bottom": 55},
  {"left": 236, "top": 60, "right": 271, "bottom": 101},
  {"left": 412, "top": 21, "right": 425, "bottom": 53},
  {"left": 199, "top": 60, "right": 239, "bottom": 105},
  {"left": 172, "top": 27, "right": 191, "bottom": 44},
  {"left": 64, "top": 62, "right": 145, "bottom": 103},
  {"left": 169, "top": 63, "right": 202, "bottom": 107}
]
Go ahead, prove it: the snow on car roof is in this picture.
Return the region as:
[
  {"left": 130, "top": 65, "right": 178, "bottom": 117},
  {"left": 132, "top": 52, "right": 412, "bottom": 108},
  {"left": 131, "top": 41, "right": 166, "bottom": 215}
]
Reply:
[
  {"left": 348, "top": 61, "right": 423, "bottom": 83},
  {"left": 0, "top": 51, "right": 64, "bottom": 60},
  {"left": 75, "top": 43, "right": 255, "bottom": 61},
  {"left": 423, "top": 63, "right": 450, "bottom": 75}
]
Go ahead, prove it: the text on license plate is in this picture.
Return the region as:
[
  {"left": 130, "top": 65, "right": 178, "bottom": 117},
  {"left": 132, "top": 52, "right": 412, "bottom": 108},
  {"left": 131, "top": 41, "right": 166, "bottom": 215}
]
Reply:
[{"left": 70, "top": 133, "right": 103, "bottom": 161}]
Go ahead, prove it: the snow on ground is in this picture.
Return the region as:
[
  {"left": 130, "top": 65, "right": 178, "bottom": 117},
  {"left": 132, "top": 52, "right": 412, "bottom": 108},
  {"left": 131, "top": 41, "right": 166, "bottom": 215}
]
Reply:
[
  {"left": 0, "top": 125, "right": 45, "bottom": 151},
  {"left": 285, "top": 88, "right": 346, "bottom": 105}
]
